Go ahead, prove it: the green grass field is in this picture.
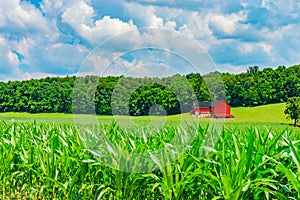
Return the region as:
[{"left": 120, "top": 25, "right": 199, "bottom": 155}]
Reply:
[
  {"left": 231, "top": 103, "right": 292, "bottom": 123},
  {"left": 0, "top": 103, "right": 297, "bottom": 136},
  {"left": 0, "top": 102, "right": 293, "bottom": 124},
  {"left": 0, "top": 103, "right": 295, "bottom": 134}
]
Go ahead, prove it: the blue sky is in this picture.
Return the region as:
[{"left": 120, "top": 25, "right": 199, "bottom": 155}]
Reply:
[{"left": 1, "top": 0, "right": 300, "bottom": 80}]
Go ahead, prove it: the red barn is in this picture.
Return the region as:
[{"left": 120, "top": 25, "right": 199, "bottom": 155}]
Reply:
[{"left": 191, "top": 100, "right": 234, "bottom": 118}]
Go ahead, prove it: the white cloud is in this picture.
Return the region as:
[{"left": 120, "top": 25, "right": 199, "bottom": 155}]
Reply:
[
  {"left": 14, "top": 38, "right": 36, "bottom": 62},
  {"left": 61, "top": 0, "right": 138, "bottom": 45},
  {"left": 0, "top": 11, "right": 5, "bottom": 26},
  {"left": 238, "top": 43, "right": 255, "bottom": 54},
  {"left": 0, "top": 36, "right": 23, "bottom": 80},
  {"left": 257, "top": 42, "right": 272, "bottom": 55},
  {"left": 238, "top": 42, "right": 272, "bottom": 56},
  {"left": 177, "top": 11, "right": 214, "bottom": 50},
  {"left": 0, "top": 0, "right": 300, "bottom": 81},
  {"left": 104, "top": 58, "right": 179, "bottom": 78},
  {"left": 7, "top": 51, "right": 19, "bottom": 66},
  {"left": 124, "top": 2, "right": 177, "bottom": 30},
  {"left": 208, "top": 11, "right": 247, "bottom": 35},
  {"left": 40, "top": 0, "right": 64, "bottom": 17},
  {"left": 165, "top": 20, "right": 177, "bottom": 30},
  {"left": 61, "top": 0, "right": 94, "bottom": 26},
  {"left": 31, "top": 42, "right": 89, "bottom": 73},
  {"left": 218, "top": 64, "right": 246, "bottom": 74},
  {"left": 0, "top": 0, "right": 50, "bottom": 33},
  {"left": 117, "top": 59, "right": 147, "bottom": 77}
]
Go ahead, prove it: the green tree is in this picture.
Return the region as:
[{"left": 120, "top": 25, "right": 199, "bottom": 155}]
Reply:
[
  {"left": 284, "top": 97, "right": 300, "bottom": 126},
  {"left": 246, "top": 66, "right": 259, "bottom": 75},
  {"left": 1, "top": 64, "right": 300, "bottom": 114}
]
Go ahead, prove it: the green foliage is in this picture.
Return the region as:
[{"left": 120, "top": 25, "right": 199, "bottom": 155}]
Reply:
[
  {"left": 0, "top": 64, "right": 300, "bottom": 115},
  {"left": 0, "top": 121, "right": 299, "bottom": 199},
  {"left": 129, "top": 83, "right": 180, "bottom": 116},
  {"left": 0, "top": 76, "right": 75, "bottom": 114},
  {"left": 284, "top": 97, "right": 300, "bottom": 126},
  {"left": 222, "top": 65, "right": 300, "bottom": 106}
]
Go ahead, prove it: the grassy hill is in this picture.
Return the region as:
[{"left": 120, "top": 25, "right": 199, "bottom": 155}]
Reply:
[{"left": 230, "top": 103, "right": 292, "bottom": 123}]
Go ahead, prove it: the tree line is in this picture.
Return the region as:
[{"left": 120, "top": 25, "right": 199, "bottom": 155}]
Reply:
[{"left": 0, "top": 64, "right": 299, "bottom": 115}]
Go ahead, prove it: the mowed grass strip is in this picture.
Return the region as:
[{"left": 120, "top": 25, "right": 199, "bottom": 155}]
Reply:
[{"left": 0, "top": 112, "right": 194, "bottom": 126}]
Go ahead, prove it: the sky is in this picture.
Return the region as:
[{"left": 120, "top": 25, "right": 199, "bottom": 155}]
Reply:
[{"left": 1, "top": 0, "right": 300, "bottom": 80}]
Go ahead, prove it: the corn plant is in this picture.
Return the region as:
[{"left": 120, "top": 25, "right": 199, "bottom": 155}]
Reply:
[{"left": 0, "top": 120, "right": 299, "bottom": 199}]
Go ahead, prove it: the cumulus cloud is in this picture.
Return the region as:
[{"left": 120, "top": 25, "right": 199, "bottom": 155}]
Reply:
[
  {"left": 0, "top": 0, "right": 90, "bottom": 80},
  {"left": 0, "top": 0, "right": 53, "bottom": 35},
  {"left": 40, "top": 0, "right": 65, "bottom": 17},
  {"left": 124, "top": 2, "right": 177, "bottom": 30},
  {"left": 61, "top": 0, "right": 138, "bottom": 45},
  {"left": 1, "top": 0, "right": 300, "bottom": 81},
  {"left": 0, "top": 36, "right": 24, "bottom": 80},
  {"left": 209, "top": 12, "right": 246, "bottom": 35}
]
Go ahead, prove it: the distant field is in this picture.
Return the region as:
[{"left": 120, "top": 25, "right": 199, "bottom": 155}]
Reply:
[
  {"left": 230, "top": 102, "right": 292, "bottom": 123},
  {"left": 0, "top": 103, "right": 294, "bottom": 127},
  {"left": 0, "top": 112, "right": 192, "bottom": 127}
]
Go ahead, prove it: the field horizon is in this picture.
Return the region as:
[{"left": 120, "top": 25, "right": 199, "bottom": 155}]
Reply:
[{"left": 0, "top": 102, "right": 295, "bottom": 125}]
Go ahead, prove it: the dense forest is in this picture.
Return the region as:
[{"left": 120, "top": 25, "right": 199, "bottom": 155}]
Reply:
[{"left": 0, "top": 65, "right": 299, "bottom": 115}]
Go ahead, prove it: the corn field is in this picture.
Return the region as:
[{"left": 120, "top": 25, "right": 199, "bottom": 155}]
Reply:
[{"left": 0, "top": 121, "right": 300, "bottom": 199}]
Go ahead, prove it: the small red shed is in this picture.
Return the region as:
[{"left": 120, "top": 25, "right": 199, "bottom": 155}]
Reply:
[
  {"left": 191, "top": 100, "right": 234, "bottom": 118},
  {"left": 212, "top": 100, "right": 234, "bottom": 118}
]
